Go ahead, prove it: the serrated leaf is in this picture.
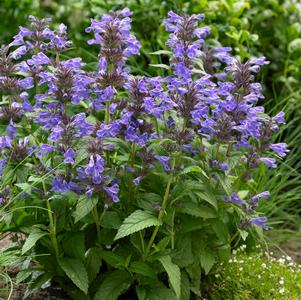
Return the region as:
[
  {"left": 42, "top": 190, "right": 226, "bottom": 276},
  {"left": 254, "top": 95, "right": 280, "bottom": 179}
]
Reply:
[
  {"left": 58, "top": 258, "right": 89, "bottom": 294},
  {"left": 94, "top": 270, "right": 132, "bottom": 300},
  {"left": 114, "top": 210, "right": 162, "bottom": 240},
  {"left": 129, "top": 261, "right": 157, "bottom": 278},
  {"left": 73, "top": 196, "right": 98, "bottom": 223},
  {"left": 22, "top": 228, "right": 47, "bottom": 254},
  {"left": 158, "top": 255, "right": 181, "bottom": 300}
]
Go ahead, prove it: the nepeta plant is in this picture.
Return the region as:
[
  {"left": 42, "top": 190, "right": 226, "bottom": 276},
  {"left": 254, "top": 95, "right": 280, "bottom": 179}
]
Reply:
[{"left": 0, "top": 8, "right": 288, "bottom": 300}]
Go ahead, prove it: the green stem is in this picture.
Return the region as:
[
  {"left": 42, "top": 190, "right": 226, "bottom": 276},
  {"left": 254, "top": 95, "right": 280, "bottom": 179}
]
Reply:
[
  {"left": 46, "top": 199, "right": 59, "bottom": 258},
  {"left": 42, "top": 180, "right": 59, "bottom": 257},
  {"left": 92, "top": 207, "right": 107, "bottom": 246},
  {"left": 144, "top": 157, "right": 176, "bottom": 258},
  {"left": 105, "top": 102, "right": 110, "bottom": 125}
]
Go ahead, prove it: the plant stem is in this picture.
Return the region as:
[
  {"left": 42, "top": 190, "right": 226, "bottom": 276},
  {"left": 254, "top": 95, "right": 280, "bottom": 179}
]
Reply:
[
  {"left": 46, "top": 199, "right": 59, "bottom": 258},
  {"left": 144, "top": 157, "right": 176, "bottom": 258},
  {"left": 42, "top": 180, "right": 59, "bottom": 257},
  {"left": 105, "top": 102, "right": 110, "bottom": 125},
  {"left": 92, "top": 206, "right": 107, "bottom": 246},
  {"left": 92, "top": 206, "right": 101, "bottom": 245}
]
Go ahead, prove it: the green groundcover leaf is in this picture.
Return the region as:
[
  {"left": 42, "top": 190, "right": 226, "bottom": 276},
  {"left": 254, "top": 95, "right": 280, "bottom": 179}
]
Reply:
[
  {"left": 158, "top": 255, "right": 181, "bottom": 300},
  {"left": 94, "top": 270, "right": 132, "bottom": 300},
  {"left": 114, "top": 210, "right": 162, "bottom": 240},
  {"left": 58, "top": 258, "right": 89, "bottom": 294}
]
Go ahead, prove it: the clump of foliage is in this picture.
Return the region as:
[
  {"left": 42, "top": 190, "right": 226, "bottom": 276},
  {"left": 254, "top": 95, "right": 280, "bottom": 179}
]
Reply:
[
  {"left": 209, "top": 245, "right": 301, "bottom": 299},
  {"left": 0, "top": 8, "right": 288, "bottom": 299}
]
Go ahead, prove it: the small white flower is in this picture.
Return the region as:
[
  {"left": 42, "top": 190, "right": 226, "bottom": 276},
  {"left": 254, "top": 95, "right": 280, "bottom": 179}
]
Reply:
[
  {"left": 239, "top": 267, "right": 243, "bottom": 271},
  {"left": 258, "top": 275, "right": 261, "bottom": 279},
  {"left": 279, "top": 287, "right": 285, "bottom": 294},
  {"left": 261, "top": 263, "right": 267, "bottom": 268}
]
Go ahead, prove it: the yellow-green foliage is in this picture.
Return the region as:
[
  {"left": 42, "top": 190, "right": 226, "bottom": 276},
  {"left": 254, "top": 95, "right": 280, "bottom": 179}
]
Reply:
[{"left": 211, "top": 245, "right": 301, "bottom": 300}]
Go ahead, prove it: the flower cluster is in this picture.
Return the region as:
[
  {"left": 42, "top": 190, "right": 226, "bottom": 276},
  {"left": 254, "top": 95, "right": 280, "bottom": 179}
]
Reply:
[{"left": 0, "top": 10, "right": 289, "bottom": 234}]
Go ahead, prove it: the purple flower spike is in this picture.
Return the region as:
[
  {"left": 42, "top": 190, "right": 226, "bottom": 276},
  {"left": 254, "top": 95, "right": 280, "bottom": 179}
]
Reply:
[{"left": 249, "top": 217, "right": 269, "bottom": 230}]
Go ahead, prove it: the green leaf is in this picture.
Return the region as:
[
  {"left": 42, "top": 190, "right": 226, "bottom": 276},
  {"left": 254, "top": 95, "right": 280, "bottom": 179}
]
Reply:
[
  {"left": 58, "top": 258, "right": 89, "bottom": 294},
  {"left": 200, "top": 247, "right": 216, "bottom": 275},
  {"left": 180, "top": 272, "right": 190, "bottom": 300},
  {"left": 178, "top": 202, "right": 216, "bottom": 219},
  {"left": 16, "top": 269, "right": 32, "bottom": 284},
  {"left": 149, "top": 50, "right": 172, "bottom": 55},
  {"left": 100, "top": 211, "right": 121, "bottom": 229},
  {"left": 149, "top": 63, "right": 170, "bottom": 70},
  {"left": 94, "top": 270, "right": 132, "bottom": 300},
  {"left": 22, "top": 228, "right": 47, "bottom": 254},
  {"left": 158, "top": 256, "right": 181, "bottom": 300},
  {"left": 99, "top": 250, "right": 124, "bottom": 269},
  {"left": 62, "top": 232, "right": 85, "bottom": 261},
  {"left": 73, "top": 196, "right": 98, "bottom": 223},
  {"left": 86, "top": 247, "right": 102, "bottom": 282},
  {"left": 180, "top": 166, "right": 208, "bottom": 178},
  {"left": 114, "top": 210, "right": 162, "bottom": 240},
  {"left": 129, "top": 261, "right": 157, "bottom": 278},
  {"left": 140, "top": 286, "right": 176, "bottom": 300},
  {"left": 238, "top": 229, "right": 249, "bottom": 241}
]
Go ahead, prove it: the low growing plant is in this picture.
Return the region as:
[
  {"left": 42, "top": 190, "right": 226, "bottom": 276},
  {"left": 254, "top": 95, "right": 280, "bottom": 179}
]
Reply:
[
  {"left": 0, "top": 8, "right": 289, "bottom": 299},
  {"left": 208, "top": 245, "right": 301, "bottom": 299}
]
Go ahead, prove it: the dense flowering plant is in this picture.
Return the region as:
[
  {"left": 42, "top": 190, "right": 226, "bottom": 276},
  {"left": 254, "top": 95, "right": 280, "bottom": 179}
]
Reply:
[{"left": 0, "top": 8, "right": 288, "bottom": 299}]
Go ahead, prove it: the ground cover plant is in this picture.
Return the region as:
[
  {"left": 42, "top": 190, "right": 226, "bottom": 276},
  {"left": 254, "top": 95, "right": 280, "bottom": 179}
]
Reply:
[
  {"left": 209, "top": 245, "right": 301, "bottom": 299},
  {"left": 0, "top": 7, "right": 290, "bottom": 300}
]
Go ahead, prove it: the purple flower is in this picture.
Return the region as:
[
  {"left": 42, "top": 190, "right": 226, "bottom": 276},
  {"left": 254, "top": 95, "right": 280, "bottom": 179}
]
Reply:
[
  {"left": 223, "top": 192, "right": 245, "bottom": 206},
  {"left": 133, "top": 176, "right": 142, "bottom": 186},
  {"left": 272, "top": 111, "right": 285, "bottom": 124},
  {"left": 27, "top": 52, "right": 51, "bottom": 66},
  {"left": 7, "top": 120, "right": 16, "bottom": 137},
  {"left": 269, "top": 143, "right": 289, "bottom": 157},
  {"left": 51, "top": 178, "right": 71, "bottom": 193},
  {"left": 37, "top": 144, "right": 57, "bottom": 156},
  {"left": 155, "top": 155, "right": 171, "bottom": 172},
  {"left": 84, "top": 155, "right": 105, "bottom": 184},
  {"left": 103, "top": 184, "right": 119, "bottom": 202},
  {"left": 259, "top": 157, "right": 277, "bottom": 168},
  {"left": 251, "top": 191, "right": 270, "bottom": 207},
  {"left": 64, "top": 148, "right": 75, "bottom": 165},
  {"left": 249, "top": 217, "right": 269, "bottom": 230},
  {"left": 0, "top": 159, "right": 7, "bottom": 176}
]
